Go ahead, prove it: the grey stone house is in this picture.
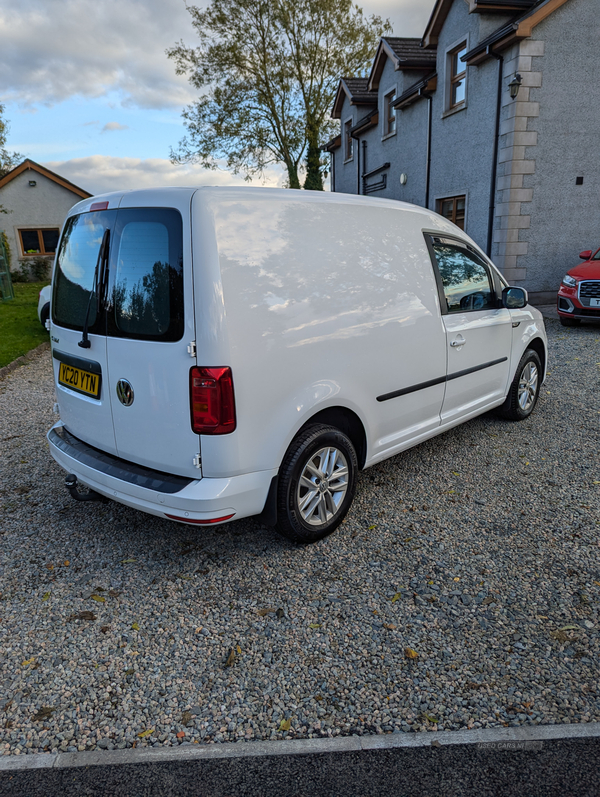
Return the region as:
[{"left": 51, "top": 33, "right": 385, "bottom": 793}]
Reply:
[
  {"left": 0, "top": 159, "right": 91, "bottom": 274},
  {"left": 325, "top": 0, "right": 598, "bottom": 303}
]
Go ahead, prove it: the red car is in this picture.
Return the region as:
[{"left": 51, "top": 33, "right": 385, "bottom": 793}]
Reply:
[{"left": 557, "top": 248, "right": 600, "bottom": 326}]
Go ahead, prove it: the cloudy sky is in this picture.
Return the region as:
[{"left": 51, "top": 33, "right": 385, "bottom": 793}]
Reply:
[{"left": 1, "top": 0, "right": 435, "bottom": 196}]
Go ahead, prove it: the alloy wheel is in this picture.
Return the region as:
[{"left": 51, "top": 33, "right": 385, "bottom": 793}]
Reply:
[
  {"left": 296, "top": 446, "right": 349, "bottom": 526},
  {"left": 518, "top": 362, "right": 538, "bottom": 411}
]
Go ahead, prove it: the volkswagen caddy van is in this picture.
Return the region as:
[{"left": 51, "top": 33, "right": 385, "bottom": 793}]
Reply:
[{"left": 47, "top": 187, "right": 547, "bottom": 543}]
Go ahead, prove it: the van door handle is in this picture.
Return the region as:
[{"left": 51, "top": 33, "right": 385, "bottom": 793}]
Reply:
[{"left": 450, "top": 336, "right": 466, "bottom": 348}]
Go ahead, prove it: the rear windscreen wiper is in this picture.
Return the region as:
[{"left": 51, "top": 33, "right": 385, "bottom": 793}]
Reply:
[{"left": 79, "top": 228, "right": 110, "bottom": 349}]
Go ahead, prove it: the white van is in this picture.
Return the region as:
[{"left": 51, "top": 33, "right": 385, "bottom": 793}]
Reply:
[{"left": 47, "top": 187, "right": 547, "bottom": 543}]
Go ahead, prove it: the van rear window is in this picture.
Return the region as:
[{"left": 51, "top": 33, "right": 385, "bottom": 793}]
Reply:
[
  {"left": 52, "top": 211, "right": 113, "bottom": 332},
  {"left": 107, "top": 208, "right": 184, "bottom": 341},
  {"left": 52, "top": 207, "right": 184, "bottom": 341},
  {"left": 113, "top": 221, "right": 172, "bottom": 336}
]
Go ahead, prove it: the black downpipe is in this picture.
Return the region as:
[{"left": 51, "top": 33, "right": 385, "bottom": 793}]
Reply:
[
  {"left": 330, "top": 149, "right": 335, "bottom": 192},
  {"left": 353, "top": 133, "right": 361, "bottom": 194},
  {"left": 422, "top": 92, "right": 433, "bottom": 209},
  {"left": 361, "top": 140, "right": 367, "bottom": 195},
  {"left": 487, "top": 51, "right": 504, "bottom": 257}
]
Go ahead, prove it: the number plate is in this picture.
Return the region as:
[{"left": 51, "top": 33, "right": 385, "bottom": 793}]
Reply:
[
  {"left": 58, "top": 362, "right": 101, "bottom": 399},
  {"left": 590, "top": 298, "right": 600, "bottom": 307}
]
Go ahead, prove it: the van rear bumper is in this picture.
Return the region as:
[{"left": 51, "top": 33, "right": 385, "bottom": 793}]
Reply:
[{"left": 47, "top": 422, "right": 277, "bottom": 525}]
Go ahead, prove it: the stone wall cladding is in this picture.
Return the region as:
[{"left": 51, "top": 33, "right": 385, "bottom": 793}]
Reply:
[
  {"left": 516, "top": 0, "right": 599, "bottom": 298},
  {"left": 492, "top": 40, "right": 543, "bottom": 286}
]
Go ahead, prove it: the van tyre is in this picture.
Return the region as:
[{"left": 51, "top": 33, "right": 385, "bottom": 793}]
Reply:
[
  {"left": 498, "top": 349, "right": 542, "bottom": 421},
  {"left": 40, "top": 303, "right": 50, "bottom": 328},
  {"left": 275, "top": 424, "right": 357, "bottom": 544}
]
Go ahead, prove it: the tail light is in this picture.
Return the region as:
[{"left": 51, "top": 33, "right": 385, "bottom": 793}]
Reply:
[{"left": 190, "top": 366, "right": 236, "bottom": 435}]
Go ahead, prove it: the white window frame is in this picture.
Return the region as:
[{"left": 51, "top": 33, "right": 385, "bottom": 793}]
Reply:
[
  {"left": 443, "top": 36, "right": 469, "bottom": 117},
  {"left": 381, "top": 86, "right": 397, "bottom": 140},
  {"left": 343, "top": 117, "right": 354, "bottom": 163}
]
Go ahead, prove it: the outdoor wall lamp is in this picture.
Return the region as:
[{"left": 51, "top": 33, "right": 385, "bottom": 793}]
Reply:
[
  {"left": 508, "top": 73, "right": 523, "bottom": 100},
  {"left": 400, "top": 173, "right": 408, "bottom": 185},
  {"left": 28, "top": 180, "right": 37, "bottom": 187}
]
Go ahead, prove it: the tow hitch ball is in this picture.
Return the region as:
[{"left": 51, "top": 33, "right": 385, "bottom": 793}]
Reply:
[{"left": 64, "top": 474, "right": 108, "bottom": 503}]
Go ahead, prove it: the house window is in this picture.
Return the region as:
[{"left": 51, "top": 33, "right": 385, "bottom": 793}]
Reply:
[
  {"left": 438, "top": 195, "right": 466, "bottom": 230},
  {"left": 18, "top": 228, "right": 60, "bottom": 256},
  {"left": 384, "top": 90, "right": 396, "bottom": 136},
  {"left": 344, "top": 120, "right": 353, "bottom": 161},
  {"left": 448, "top": 43, "right": 467, "bottom": 109}
]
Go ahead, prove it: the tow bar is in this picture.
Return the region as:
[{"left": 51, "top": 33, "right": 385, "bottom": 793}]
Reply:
[{"left": 64, "top": 474, "right": 108, "bottom": 503}]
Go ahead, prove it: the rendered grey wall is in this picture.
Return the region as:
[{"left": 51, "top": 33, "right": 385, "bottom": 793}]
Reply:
[
  {"left": 395, "top": 99, "right": 429, "bottom": 208},
  {"left": 332, "top": 95, "right": 363, "bottom": 196},
  {"left": 426, "top": 2, "right": 513, "bottom": 254},
  {"left": 0, "top": 170, "right": 82, "bottom": 271},
  {"left": 364, "top": 58, "right": 432, "bottom": 202},
  {"left": 518, "top": 0, "right": 600, "bottom": 294}
]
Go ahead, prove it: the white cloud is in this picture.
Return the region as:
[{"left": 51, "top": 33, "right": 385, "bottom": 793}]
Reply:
[
  {"left": 0, "top": 0, "right": 197, "bottom": 110},
  {"left": 42, "top": 155, "right": 285, "bottom": 196},
  {"left": 101, "top": 122, "right": 129, "bottom": 133},
  {"left": 365, "top": 0, "right": 435, "bottom": 35},
  {"left": 0, "top": 0, "right": 434, "bottom": 112}
]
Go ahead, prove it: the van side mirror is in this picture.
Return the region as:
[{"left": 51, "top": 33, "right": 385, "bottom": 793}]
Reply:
[
  {"left": 579, "top": 250, "right": 593, "bottom": 260},
  {"left": 502, "top": 286, "right": 527, "bottom": 309}
]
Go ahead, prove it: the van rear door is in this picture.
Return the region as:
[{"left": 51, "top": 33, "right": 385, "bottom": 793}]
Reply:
[
  {"left": 51, "top": 209, "right": 117, "bottom": 455},
  {"left": 104, "top": 197, "right": 200, "bottom": 479}
]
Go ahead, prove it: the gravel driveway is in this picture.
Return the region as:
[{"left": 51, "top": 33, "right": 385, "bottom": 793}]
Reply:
[{"left": 1, "top": 319, "right": 599, "bottom": 756}]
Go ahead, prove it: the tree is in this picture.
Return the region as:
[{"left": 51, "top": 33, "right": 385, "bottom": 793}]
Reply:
[
  {"left": 0, "top": 104, "right": 22, "bottom": 215},
  {"left": 167, "top": 0, "right": 390, "bottom": 190},
  {"left": 0, "top": 105, "right": 22, "bottom": 179}
]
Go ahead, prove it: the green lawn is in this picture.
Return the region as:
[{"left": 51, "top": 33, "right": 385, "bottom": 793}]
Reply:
[{"left": 0, "top": 282, "right": 49, "bottom": 368}]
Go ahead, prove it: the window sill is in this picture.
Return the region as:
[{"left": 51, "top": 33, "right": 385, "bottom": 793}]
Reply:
[
  {"left": 441, "top": 103, "right": 466, "bottom": 119},
  {"left": 381, "top": 131, "right": 396, "bottom": 142},
  {"left": 343, "top": 158, "right": 354, "bottom": 164}
]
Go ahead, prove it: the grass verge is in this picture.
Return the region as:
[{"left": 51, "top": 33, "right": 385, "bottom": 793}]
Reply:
[{"left": 0, "top": 282, "right": 49, "bottom": 368}]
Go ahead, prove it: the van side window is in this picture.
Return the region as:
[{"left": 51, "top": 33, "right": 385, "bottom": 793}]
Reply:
[{"left": 430, "top": 241, "right": 495, "bottom": 313}]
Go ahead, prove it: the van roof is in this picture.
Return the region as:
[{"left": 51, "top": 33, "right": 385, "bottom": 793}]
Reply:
[
  {"left": 65, "top": 186, "right": 475, "bottom": 248},
  {"left": 69, "top": 184, "right": 437, "bottom": 216}
]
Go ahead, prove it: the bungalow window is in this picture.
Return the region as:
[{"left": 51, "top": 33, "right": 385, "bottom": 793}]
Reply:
[
  {"left": 448, "top": 43, "right": 467, "bottom": 109},
  {"left": 438, "top": 195, "right": 466, "bottom": 230},
  {"left": 384, "top": 90, "right": 396, "bottom": 136},
  {"left": 18, "top": 228, "right": 60, "bottom": 256},
  {"left": 344, "top": 119, "right": 353, "bottom": 161}
]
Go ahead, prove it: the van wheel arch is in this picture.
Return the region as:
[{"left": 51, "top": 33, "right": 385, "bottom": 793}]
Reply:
[
  {"left": 257, "top": 407, "right": 366, "bottom": 530},
  {"left": 525, "top": 337, "right": 546, "bottom": 378},
  {"left": 299, "top": 407, "right": 367, "bottom": 470}
]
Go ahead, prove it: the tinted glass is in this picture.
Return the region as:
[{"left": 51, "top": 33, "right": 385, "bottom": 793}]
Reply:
[
  {"left": 21, "top": 230, "right": 40, "bottom": 253},
  {"left": 432, "top": 243, "right": 495, "bottom": 313},
  {"left": 42, "top": 228, "right": 60, "bottom": 253},
  {"left": 52, "top": 211, "right": 113, "bottom": 330},
  {"left": 107, "top": 208, "right": 184, "bottom": 341}
]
